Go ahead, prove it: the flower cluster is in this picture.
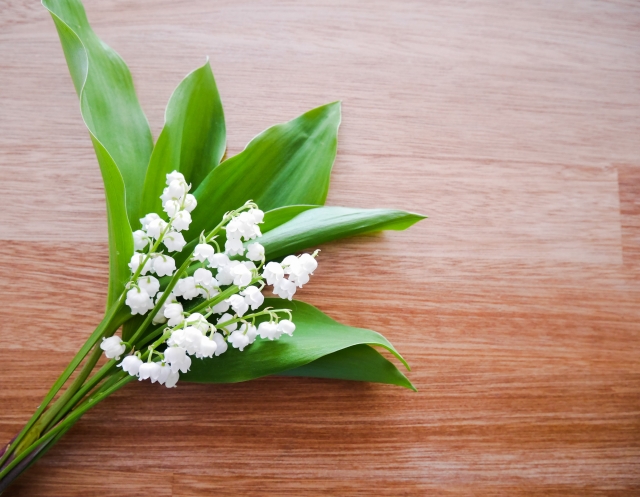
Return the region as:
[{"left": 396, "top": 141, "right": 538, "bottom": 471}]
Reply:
[{"left": 103, "top": 171, "right": 319, "bottom": 389}]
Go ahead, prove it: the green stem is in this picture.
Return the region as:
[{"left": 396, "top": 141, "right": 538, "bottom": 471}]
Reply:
[
  {"left": 0, "top": 296, "right": 126, "bottom": 467},
  {"left": 0, "top": 374, "right": 135, "bottom": 481}
]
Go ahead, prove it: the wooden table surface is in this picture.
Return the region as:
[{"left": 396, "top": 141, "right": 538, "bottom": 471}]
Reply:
[{"left": 1, "top": 1, "right": 639, "bottom": 495}]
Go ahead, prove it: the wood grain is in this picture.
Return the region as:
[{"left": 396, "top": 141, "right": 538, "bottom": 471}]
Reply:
[{"left": 1, "top": 0, "right": 639, "bottom": 495}]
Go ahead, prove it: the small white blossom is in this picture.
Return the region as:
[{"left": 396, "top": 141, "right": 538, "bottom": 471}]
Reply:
[
  {"left": 208, "top": 253, "right": 230, "bottom": 269},
  {"left": 163, "top": 199, "right": 181, "bottom": 218},
  {"left": 140, "top": 213, "right": 160, "bottom": 230},
  {"left": 137, "top": 275, "right": 160, "bottom": 298},
  {"left": 133, "top": 230, "right": 150, "bottom": 251},
  {"left": 241, "top": 286, "right": 264, "bottom": 310},
  {"left": 152, "top": 255, "right": 176, "bottom": 277},
  {"left": 277, "top": 319, "right": 296, "bottom": 336},
  {"left": 299, "top": 253, "right": 318, "bottom": 274},
  {"left": 126, "top": 287, "right": 154, "bottom": 315},
  {"left": 100, "top": 336, "right": 126, "bottom": 359},
  {"left": 246, "top": 242, "right": 265, "bottom": 261},
  {"left": 257, "top": 321, "right": 281, "bottom": 340},
  {"left": 172, "top": 210, "right": 192, "bottom": 231},
  {"left": 249, "top": 208, "right": 264, "bottom": 224},
  {"left": 231, "top": 263, "right": 253, "bottom": 288},
  {"left": 139, "top": 362, "right": 161, "bottom": 381},
  {"left": 211, "top": 332, "right": 228, "bottom": 356},
  {"left": 164, "top": 302, "right": 184, "bottom": 327},
  {"left": 163, "top": 231, "right": 186, "bottom": 252},
  {"left": 165, "top": 370, "right": 179, "bottom": 388},
  {"left": 147, "top": 217, "right": 168, "bottom": 239},
  {"left": 262, "top": 262, "right": 284, "bottom": 285},
  {"left": 210, "top": 299, "right": 230, "bottom": 314},
  {"left": 119, "top": 355, "right": 143, "bottom": 376},
  {"left": 168, "top": 179, "right": 188, "bottom": 199},
  {"left": 165, "top": 346, "right": 191, "bottom": 373},
  {"left": 216, "top": 312, "right": 237, "bottom": 333},
  {"left": 185, "top": 313, "right": 210, "bottom": 333},
  {"left": 156, "top": 363, "right": 172, "bottom": 385},
  {"left": 129, "top": 253, "right": 152, "bottom": 275},
  {"left": 225, "top": 237, "right": 244, "bottom": 256},
  {"left": 194, "top": 268, "right": 215, "bottom": 287},
  {"left": 228, "top": 294, "right": 249, "bottom": 317},
  {"left": 166, "top": 171, "right": 185, "bottom": 185},
  {"left": 216, "top": 260, "right": 237, "bottom": 286},
  {"left": 175, "top": 276, "right": 199, "bottom": 300},
  {"left": 228, "top": 329, "right": 250, "bottom": 351},
  {"left": 196, "top": 335, "right": 218, "bottom": 359},
  {"left": 193, "top": 243, "right": 215, "bottom": 262},
  {"left": 273, "top": 278, "right": 296, "bottom": 300},
  {"left": 152, "top": 291, "right": 172, "bottom": 324},
  {"left": 183, "top": 194, "right": 197, "bottom": 212}
]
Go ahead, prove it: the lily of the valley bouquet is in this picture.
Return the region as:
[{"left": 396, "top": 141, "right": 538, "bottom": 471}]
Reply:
[{"left": 0, "top": 0, "right": 424, "bottom": 491}]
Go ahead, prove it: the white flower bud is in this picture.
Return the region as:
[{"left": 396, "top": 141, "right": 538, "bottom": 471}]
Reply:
[
  {"left": 157, "top": 363, "right": 172, "bottom": 385},
  {"left": 165, "top": 370, "right": 179, "bottom": 388},
  {"left": 228, "top": 294, "right": 249, "bottom": 317},
  {"left": 183, "top": 194, "right": 197, "bottom": 212},
  {"left": 299, "top": 253, "right": 318, "bottom": 274},
  {"left": 147, "top": 218, "right": 168, "bottom": 239},
  {"left": 257, "top": 321, "right": 281, "bottom": 340},
  {"left": 168, "top": 179, "right": 188, "bottom": 198},
  {"left": 228, "top": 329, "right": 250, "bottom": 351},
  {"left": 165, "top": 346, "right": 191, "bottom": 373},
  {"left": 163, "top": 199, "right": 181, "bottom": 218},
  {"left": 164, "top": 302, "right": 184, "bottom": 326},
  {"left": 249, "top": 208, "right": 264, "bottom": 224}
]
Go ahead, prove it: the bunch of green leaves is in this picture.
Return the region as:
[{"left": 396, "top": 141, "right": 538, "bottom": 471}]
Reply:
[{"left": 43, "top": 0, "right": 424, "bottom": 390}]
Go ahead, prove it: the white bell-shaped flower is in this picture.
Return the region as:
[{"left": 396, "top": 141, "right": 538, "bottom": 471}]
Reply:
[
  {"left": 137, "top": 275, "right": 160, "bottom": 298},
  {"left": 273, "top": 278, "right": 296, "bottom": 300},
  {"left": 210, "top": 299, "right": 230, "bottom": 314},
  {"left": 140, "top": 213, "right": 160, "bottom": 231},
  {"left": 230, "top": 263, "right": 252, "bottom": 288},
  {"left": 228, "top": 294, "right": 249, "bottom": 317},
  {"left": 228, "top": 329, "right": 250, "bottom": 351},
  {"left": 165, "top": 370, "right": 179, "bottom": 388},
  {"left": 208, "top": 253, "right": 230, "bottom": 269},
  {"left": 129, "top": 253, "right": 153, "bottom": 275},
  {"left": 165, "top": 346, "right": 192, "bottom": 373},
  {"left": 119, "top": 355, "right": 143, "bottom": 376},
  {"left": 185, "top": 313, "right": 210, "bottom": 333},
  {"left": 168, "top": 179, "right": 188, "bottom": 199},
  {"left": 139, "top": 362, "right": 161, "bottom": 381},
  {"left": 257, "top": 321, "right": 281, "bottom": 340},
  {"left": 246, "top": 242, "right": 265, "bottom": 261},
  {"left": 163, "top": 231, "right": 186, "bottom": 252},
  {"left": 263, "top": 262, "right": 284, "bottom": 285},
  {"left": 175, "top": 276, "right": 199, "bottom": 300},
  {"left": 249, "top": 208, "right": 265, "bottom": 224},
  {"left": 152, "top": 292, "right": 170, "bottom": 324},
  {"left": 225, "top": 237, "right": 245, "bottom": 256},
  {"left": 193, "top": 243, "right": 215, "bottom": 262},
  {"left": 166, "top": 170, "right": 185, "bottom": 185},
  {"left": 215, "top": 260, "right": 238, "bottom": 285},
  {"left": 133, "top": 230, "right": 150, "bottom": 251},
  {"left": 147, "top": 218, "right": 168, "bottom": 239},
  {"left": 277, "top": 319, "right": 296, "bottom": 336},
  {"left": 183, "top": 326, "right": 204, "bottom": 355},
  {"left": 157, "top": 363, "right": 172, "bottom": 385},
  {"left": 100, "top": 336, "right": 126, "bottom": 359},
  {"left": 164, "top": 302, "right": 184, "bottom": 326},
  {"left": 241, "top": 286, "right": 264, "bottom": 310},
  {"left": 194, "top": 268, "right": 215, "bottom": 287},
  {"left": 299, "top": 253, "right": 318, "bottom": 274},
  {"left": 152, "top": 255, "right": 176, "bottom": 277},
  {"left": 172, "top": 210, "right": 192, "bottom": 231},
  {"left": 211, "top": 332, "right": 228, "bottom": 356},
  {"left": 239, "top": 322, "right": 258, "bottom": 343},
  {"left": 216, "top": 312, "right": 237, "bottom": 333},
  {"left": 126, "top": 287, "right": 154, "bottom": 315},
  {"left": 196, "top": 335, "right": 218, "bottom": 359},
  {"left": 163, "top": 199, "right": 181, "bottom": 218},
  {"left": 183, "top": 194, "right": 197, "bottom": 213}
]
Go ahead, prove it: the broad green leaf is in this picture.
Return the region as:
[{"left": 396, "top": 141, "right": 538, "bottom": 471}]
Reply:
[
  {"left": 140, "top": 60, "right": 225, "bottom": 222},
  {"left": 258, "top": 206, "right": 426, "bottom": 260},
  {"left": 279, "top": 344, "right": 415, "bottom": 390},
  {"left": 44, "top": 0, "right": 153, "bottom": 304},
  {"left": 260, "top": 205, "right": 320, "bottom": 233},
  {"left": 182, "top": 298, "right": 409, "bottom": 384},
  {"left": 187, "top": 102, "right": 341, "bottom": 240}
]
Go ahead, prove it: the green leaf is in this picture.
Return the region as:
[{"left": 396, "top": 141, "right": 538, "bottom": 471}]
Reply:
[
  {"left": 187, "top": 102, "right": 341, "bottom": 240},
  {"left": 182, "top": 299, "right": 409, "bottom": 385},
  {"left": 260, "top": 205, "right": 321, "bottom": 233},
  {"left": 43, "top": 0, "right": 153, "bottom": 304},
  {"left": 140, "top": 60, "right": 225, "bottom": 223},
  {"left": 279, "top": 344, "right": 415, "bottom": 390},
  {"left": 258, "top": 206, "right": 426, "bottom": 260}
]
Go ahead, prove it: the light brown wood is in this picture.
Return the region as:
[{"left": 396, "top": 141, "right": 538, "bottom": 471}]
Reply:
[{"left": 1, "top": 0, "right": 639, "bottom": 495}]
